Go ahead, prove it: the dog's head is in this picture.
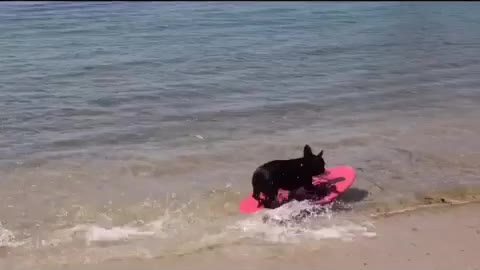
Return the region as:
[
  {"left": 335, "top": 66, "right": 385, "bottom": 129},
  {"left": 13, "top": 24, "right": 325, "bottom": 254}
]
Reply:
[{"left": 303, "top": 144, "right": 325, "bottom": 176}]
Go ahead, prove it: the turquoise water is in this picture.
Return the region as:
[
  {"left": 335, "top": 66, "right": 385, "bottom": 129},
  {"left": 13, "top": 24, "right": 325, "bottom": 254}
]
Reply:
[{"left": 1, "top": 2, "right": 480, "bottom": 268}]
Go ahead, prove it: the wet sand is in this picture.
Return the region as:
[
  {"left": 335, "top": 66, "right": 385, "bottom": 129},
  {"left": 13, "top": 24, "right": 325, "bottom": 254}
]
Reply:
[{"left": 313, "top": 203, "right": 480, "bottom": 270}]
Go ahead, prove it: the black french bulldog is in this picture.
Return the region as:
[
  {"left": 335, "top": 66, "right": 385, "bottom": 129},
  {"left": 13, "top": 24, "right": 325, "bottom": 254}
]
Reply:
[{"left": 251, "top": 145, "right": 327, "bottom": 209}]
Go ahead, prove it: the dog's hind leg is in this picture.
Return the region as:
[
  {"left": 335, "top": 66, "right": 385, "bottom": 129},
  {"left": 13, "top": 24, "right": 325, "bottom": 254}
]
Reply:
[{"left": 252, "top": 168, "right": 278, "bottom": 208}]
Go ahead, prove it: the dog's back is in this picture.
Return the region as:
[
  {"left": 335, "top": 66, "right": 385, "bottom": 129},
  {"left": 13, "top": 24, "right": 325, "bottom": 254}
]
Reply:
[{"left": 259, "top": 158, "right": 308, "bottom": 190}]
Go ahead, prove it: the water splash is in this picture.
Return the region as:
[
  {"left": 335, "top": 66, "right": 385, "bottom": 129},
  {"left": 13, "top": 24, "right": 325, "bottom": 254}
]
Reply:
[
  {"left": 0, "top": 222, "right": 25, "bottom": 248},
  {"left": 233, "top": 200, "right": 376, "bottom": 243}
]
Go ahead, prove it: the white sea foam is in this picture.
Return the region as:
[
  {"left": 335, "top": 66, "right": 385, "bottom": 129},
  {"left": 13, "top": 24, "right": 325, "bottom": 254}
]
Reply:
[
  {"left": 83, "top": 226, "right": 155, "bottom": 244},
  {"left": 0, "top": 222, "right": 26, "bottom": 248},
  {"left": 40, "top": 216, "right": 169, "bottom": 247},
  {"left": 234, "top": 200, "right": 376, "bottom": 243}
]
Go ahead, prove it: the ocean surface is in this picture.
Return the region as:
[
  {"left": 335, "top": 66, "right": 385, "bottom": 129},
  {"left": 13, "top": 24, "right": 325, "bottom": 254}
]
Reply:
[{"left": 1, "top": 2, "right": 480, "bottom": 269}]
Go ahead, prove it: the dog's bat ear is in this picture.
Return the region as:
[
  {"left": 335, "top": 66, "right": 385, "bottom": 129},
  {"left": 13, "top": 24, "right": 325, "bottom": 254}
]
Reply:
[
  {"left": 304, "top": 145, "right": 313, "bottom": 157},
  {"left": 318, "top": 150, "right": 324, "bottom": 157}
]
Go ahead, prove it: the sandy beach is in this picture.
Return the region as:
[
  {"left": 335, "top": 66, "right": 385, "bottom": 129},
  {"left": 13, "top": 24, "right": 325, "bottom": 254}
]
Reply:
[{"left": 311, "top": 203, "right": 480, "bottom": 270}]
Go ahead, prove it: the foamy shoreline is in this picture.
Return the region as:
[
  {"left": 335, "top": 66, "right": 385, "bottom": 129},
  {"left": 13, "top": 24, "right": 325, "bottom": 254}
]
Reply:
[{"left": 5, "top": 202, "right": 477, "bottom": 270}]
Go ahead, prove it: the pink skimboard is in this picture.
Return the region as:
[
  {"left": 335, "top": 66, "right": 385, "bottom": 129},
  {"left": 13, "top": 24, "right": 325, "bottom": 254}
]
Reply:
[{"left": 239, "top": 166, "right": 356, "bottom": 214}]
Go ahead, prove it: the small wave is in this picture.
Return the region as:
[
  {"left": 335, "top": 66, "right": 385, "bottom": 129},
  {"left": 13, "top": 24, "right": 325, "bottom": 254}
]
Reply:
[
  {"left": 48, "top": 220, "right": 168, "bottom": 247},
  {"left": 0, "top": 199, "right": 377, "bottom": 267},
  {"left": 32, "top": 200, "right": 374, "bottom": 250},
  {"left": 233, "top": 201, "right": 376, "bottom": 243},
  {"left": 162, "top": 201, "right": 376, "bottom": 258},
  {"left": 0, "top": 223, "right": 26, "bottom": 248},
  {"left": 83, "top": 226, "right": 155, "bottom": 244}
]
